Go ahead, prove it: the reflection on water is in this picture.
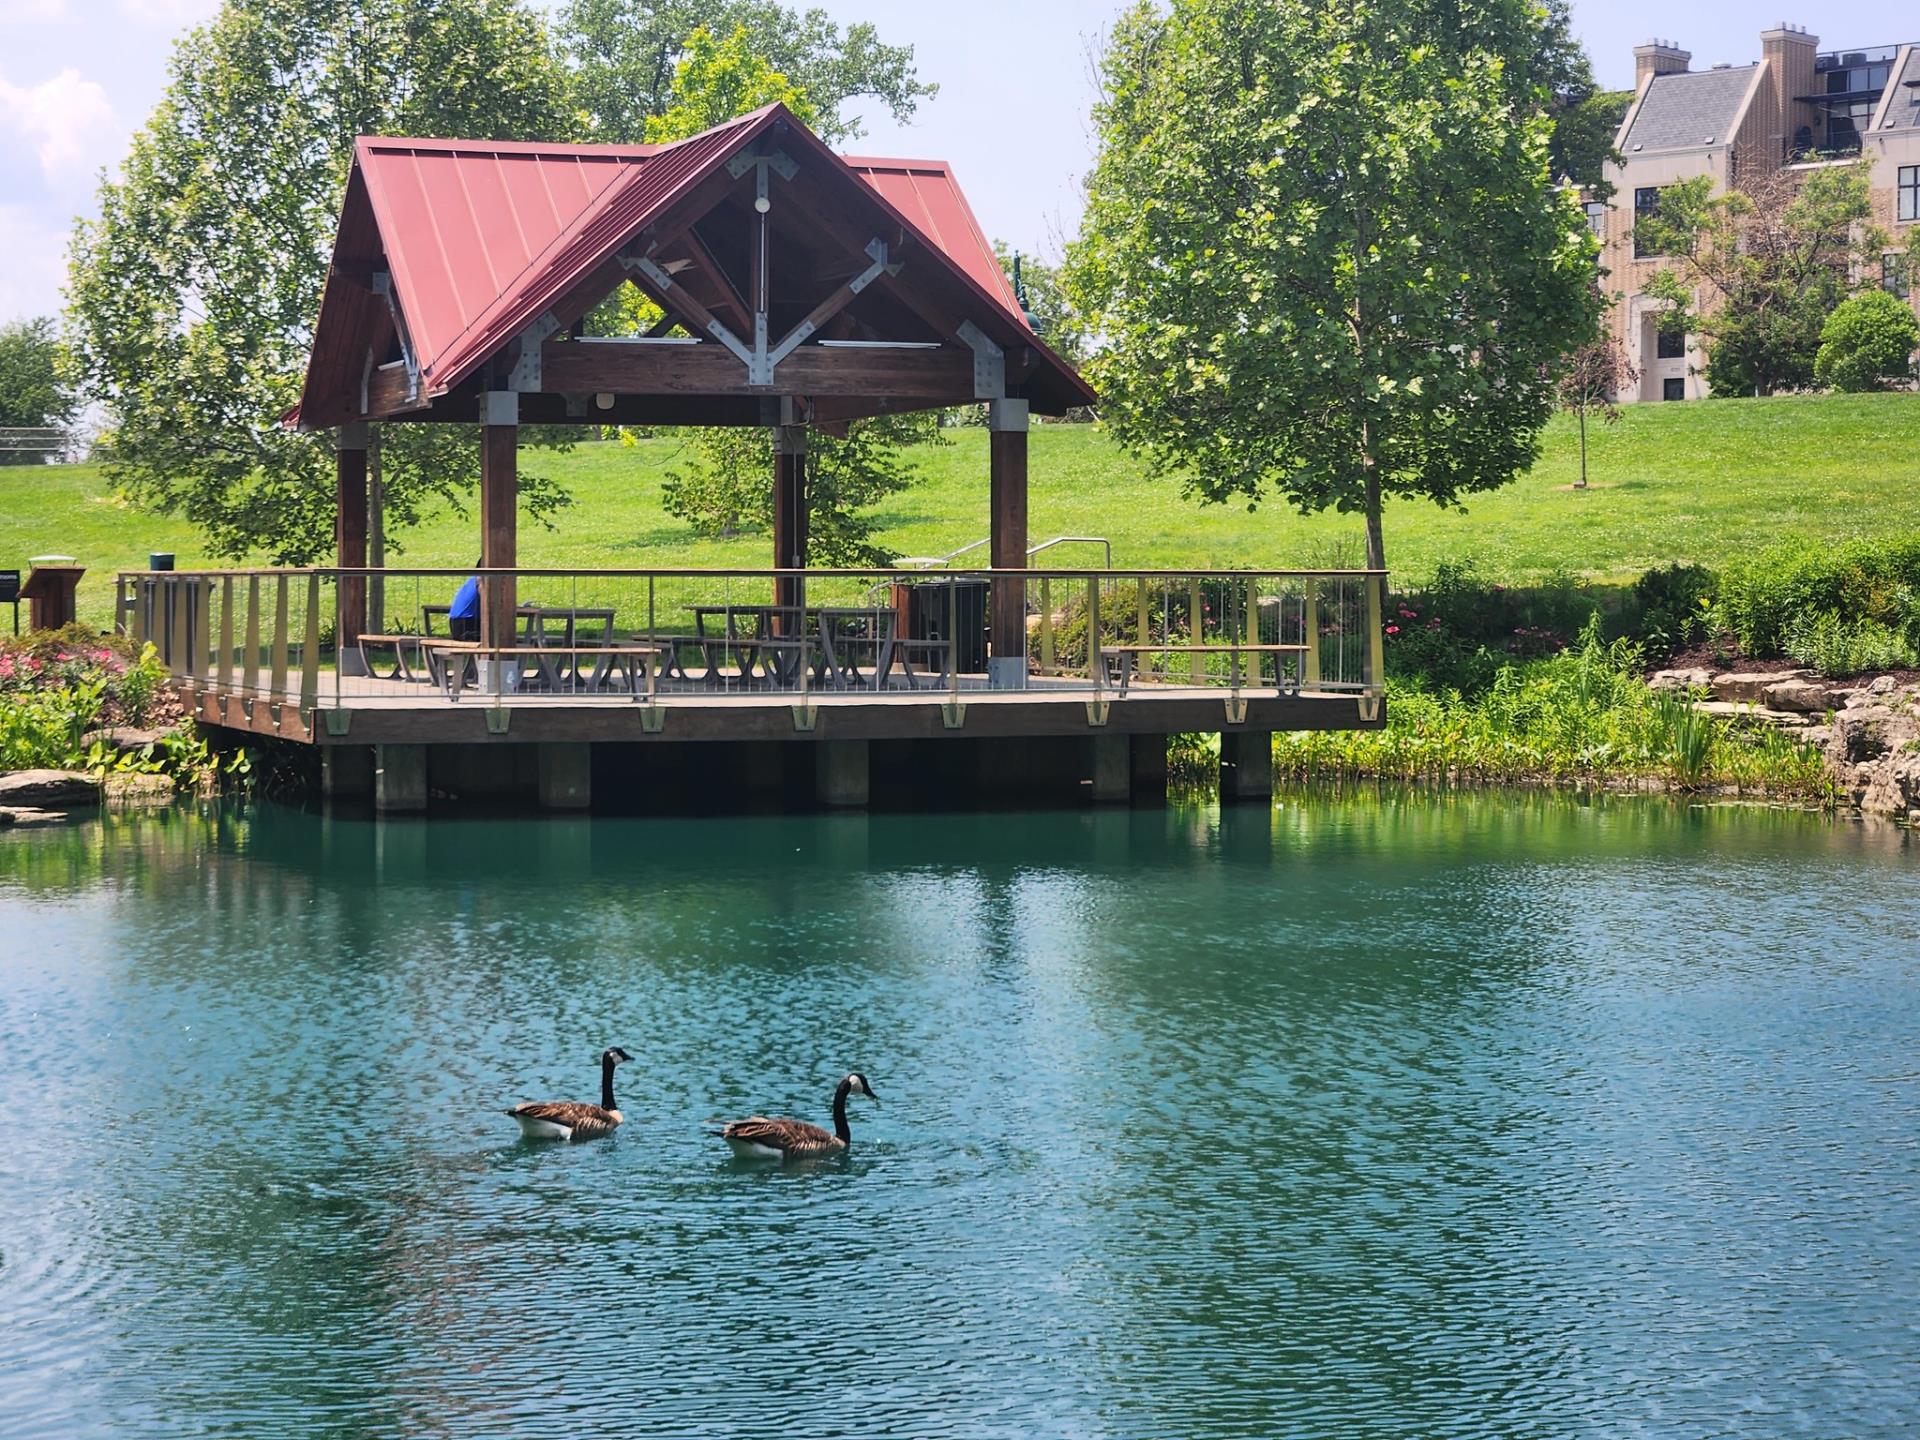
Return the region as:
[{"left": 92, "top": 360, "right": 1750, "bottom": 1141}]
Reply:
[{"left": 0, "top": 795, "right": 1915, "bottom": 1438}]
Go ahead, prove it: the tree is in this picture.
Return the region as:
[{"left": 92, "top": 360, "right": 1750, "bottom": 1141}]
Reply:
[
  {"left": 0, "top": 318, "right": 75, "bottom": 464},
  {"left": 1558, "top": 333, "right": 1635, "bottom": 488},
  {"left": 1067, "top": 0, "right": 1600, "bottom": 570},
  {"left": 1814, "top": 290, "right": 1920, "bottom": 393},
  {"left": 558, "top": 0, "right": 933, "bottom": 144},
  {"left": 661, "top": 413, "right": 941, "bottom": 565},
  {"left": 1636, "top": 162, "right": 1882, "bottom": 398},
  {"left": 1533, "top": 0, "right": 1626, "bottom": 196},
  {"left": 66, "top": 0, "right": 576, "bottom": 563},
  {"left": 643, "top": 22, "right": 819, "bottom": 139}
]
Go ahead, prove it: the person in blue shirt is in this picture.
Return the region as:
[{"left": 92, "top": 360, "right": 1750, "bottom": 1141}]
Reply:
[{"left": 449, "top": 560, "right": 481, "bottom": 641}]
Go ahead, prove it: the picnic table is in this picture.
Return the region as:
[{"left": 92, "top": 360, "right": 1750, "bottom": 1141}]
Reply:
[
  {"left": 420, "top": 638, "right": 667, "bottom": 700},
  {"left": 685, "top": 604, "right": 951, "bottom": 690},
  {"left": 364, "top": 605, "right": 619, "bottom": 685}
]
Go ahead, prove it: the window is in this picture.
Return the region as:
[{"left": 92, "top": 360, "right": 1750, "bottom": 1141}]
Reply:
[
  {"left": 1663, "top": 378, "right": 1686, "bottom": 401},
  {"left": 1886, "top": 252, "right": 1911, "bottom": 300},
  {"left": 1900, "top": 166, "right": 1919, "bottom": 224},
  {"left": 1656, "top": 328, "right": 1686, "bottom": 360},
  {"left": 1584, "top": 201, "right": 1606, "bottom": 239},
  {"left": 1633, "top": 187, "right": 1662, "bottom": 258}
]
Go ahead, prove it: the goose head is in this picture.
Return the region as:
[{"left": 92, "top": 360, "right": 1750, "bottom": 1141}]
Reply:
[
  {"left": 602, "top": 1046, "right": 634, "bottom": 1067},
  {"left": 843, "top": 1071, "right": 879, "bottom": 1105}
]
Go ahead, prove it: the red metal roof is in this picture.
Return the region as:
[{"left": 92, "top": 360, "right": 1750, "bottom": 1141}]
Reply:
[{"left": 298, "top": 103, "right": 1088, "bottom": 425}]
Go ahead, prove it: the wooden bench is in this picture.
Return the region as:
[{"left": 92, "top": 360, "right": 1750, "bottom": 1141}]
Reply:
[
  {"left": 1098, "top": 643, "right": 1311, "bottom": 696},
  {"left": 356, "top": 632, "right": 439, "bottom": 683}
]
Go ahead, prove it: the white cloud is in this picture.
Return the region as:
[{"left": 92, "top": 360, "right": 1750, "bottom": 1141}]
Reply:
[{"left": 0, "top": 67, "right": 117, "bottom": 193}]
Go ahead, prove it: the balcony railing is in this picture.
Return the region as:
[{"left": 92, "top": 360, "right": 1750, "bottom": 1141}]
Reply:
[{"left": 118, "top": 565, "right": 1387, "bottom": 718}]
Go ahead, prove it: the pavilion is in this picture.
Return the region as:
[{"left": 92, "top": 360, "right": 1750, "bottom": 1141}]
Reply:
[{"left": 295, "top": 102, "right": 1095, "bottom": 678}]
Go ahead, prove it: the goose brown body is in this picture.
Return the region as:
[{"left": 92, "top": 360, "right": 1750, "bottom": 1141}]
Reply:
[
  {"left": 717, "top": 1072, "right": 878, "bottom": 1160},
  {"left": 507, "top": 1046, "right": 632, "bottom": 1142}
]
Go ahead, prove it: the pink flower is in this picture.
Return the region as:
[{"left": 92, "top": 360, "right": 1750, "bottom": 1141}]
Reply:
[{"left": 1385, "top": 624, "right": 1400, "bottom": 635}]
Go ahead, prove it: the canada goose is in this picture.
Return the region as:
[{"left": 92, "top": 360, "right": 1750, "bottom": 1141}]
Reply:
[
  {"left": 506, "top": 1046, "right": 633, "bottom": 1142},
  {"left": 715, "top": 1072, "right": 879, "bottom": 1160}
]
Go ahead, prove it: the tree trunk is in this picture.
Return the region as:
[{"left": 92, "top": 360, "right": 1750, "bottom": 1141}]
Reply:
[
  {"left": 1576, "top": 406, "right": 1588, "bottom": 489},
  {"left": 1360, "top": 416, "right": 1385, "bottom": 572}
]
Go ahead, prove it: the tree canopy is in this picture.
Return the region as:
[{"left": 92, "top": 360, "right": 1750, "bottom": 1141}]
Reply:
[
  {"left": 558, "top": 0, "right": 932, "bottom": 144},
  {"left": 66, "top": 0, "right": 932, "bottom": 563},
  {"left": 0, "top": 318, "right": 75, "bottom": 463},
  {"left": 1636, "top": 162, "right": 1882, "bottom": 398},
  {"left": 1067, "top": 0, "right": 1600, "bottom": 569},
  {"left": 1813, "top": 291, "right": 1919, "bottom": 394}
]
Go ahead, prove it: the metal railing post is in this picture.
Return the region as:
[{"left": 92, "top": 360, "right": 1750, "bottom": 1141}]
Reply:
[
  {"left": 241, "top": 577, "right": 261, "bottom": 697},
  {"left": 300, "top": 571, "right": 321, "bottom": 716},
  {"left": 1366, "top": 573, "right": 1387, "bottom": 696},
  {"left": 270, "top": 575, "right": 290, "bottom": 698},
  {"left": 217, "top": 576, "right": 234, "bottom": 693},
  {"left": 1302, "top": 579, "right": 1321, "bottom": 692}
]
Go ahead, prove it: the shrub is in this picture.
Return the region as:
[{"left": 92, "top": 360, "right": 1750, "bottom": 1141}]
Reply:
[
  {"left": 1627, "top": 563, "right": 1717, "bottom": 662},
  {"left": 1782, "top": 612, "right": 1918, "bottom": 677},
  {"left": 1716, "top": 534, "right": 1920, "bottom": 657},
  {"left": 1814, "top": 290, "right": 1920, "bottom": 393}
]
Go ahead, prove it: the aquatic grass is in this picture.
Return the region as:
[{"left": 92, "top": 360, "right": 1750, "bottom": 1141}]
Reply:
[{"left": 1275, "top": 622, "right": 1834, "bottom": 802}]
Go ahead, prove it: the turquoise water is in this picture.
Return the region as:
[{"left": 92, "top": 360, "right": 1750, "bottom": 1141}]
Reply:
[{"left": 0, "top": 796, "right": 1916, "bottom": 1438}]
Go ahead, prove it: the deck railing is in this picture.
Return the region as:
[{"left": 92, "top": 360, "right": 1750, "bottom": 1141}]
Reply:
[{"left": 117, "top": 565, "right": 1387, "bottom": 717}]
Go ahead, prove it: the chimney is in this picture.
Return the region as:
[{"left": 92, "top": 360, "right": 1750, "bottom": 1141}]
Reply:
[
  {"left": 1634, "top": 40, "right": 1691, "bottom": 90},
  {"left": 1760, "top": 24, "right": 1819, "bottom": 160}
]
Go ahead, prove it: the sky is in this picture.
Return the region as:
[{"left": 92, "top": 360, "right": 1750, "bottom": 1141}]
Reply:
[{"left": 1, "top": 0, "right": 1915, "bottom": 326}]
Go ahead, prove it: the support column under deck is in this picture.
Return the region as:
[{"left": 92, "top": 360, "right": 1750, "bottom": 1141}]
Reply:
[
  {"left": 988, "top": 399, "right": 1029, "bottom": 688},
  {"left": 537, "top": 742, "right": 592, "bottom": 810},
  {"left": 1220, "top": 730, "right": 1274, "bottom": 801},
  {"left": 1089, "top": 732, "right": 1129, "bottom": 804},
  {"left": 374, "top": 743, "right": 428, "bottom": 814},
  {"left": 815, "top": 739, "right": 869, "bottom": 808},
  {"left": 335, "top": 422, "right": 369, "bottom": 676},
  {"left": 322, "top": 744, "right": 372, "bottom": 802}
]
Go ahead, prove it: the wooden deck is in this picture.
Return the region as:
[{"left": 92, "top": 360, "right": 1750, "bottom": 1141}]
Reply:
[{"left": 188, "top": 676, "right": 1383, "bottom": 747}]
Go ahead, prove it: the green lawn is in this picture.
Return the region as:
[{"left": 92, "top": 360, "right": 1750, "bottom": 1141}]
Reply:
[{"left": 7, "top": 391, "right": 1916, "bottom": 629}]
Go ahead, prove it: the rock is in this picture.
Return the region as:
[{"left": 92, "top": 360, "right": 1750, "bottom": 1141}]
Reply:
[
  {"left": 1825, "top": 683, "right": 1920, "bottom": 815},
  {"left": 1764, "top": 678, "right": 1832, "bottom": 715},
  {"left": 1712, "top": 669, "right": 1808, "bottom": 703},
  {"left": 1650, "top": 667, "right": 1713, "bottom": 693},
  {"left": 1867, "top": 674, "right": 1897, "bottom": 695},
  {"left": 0, "top": 806, "right": 70, "bottom": 827},
  {"left": 80, "top": 726, "right": 166, "bottom": 757},
  {"left": 1691, "top": 700, "right": 1756, "bottom": 720},
  {"left": 0, "top": 769, "right": 99, "bottom": 808},
  {"left": 102, "top": 772, "right": 176, "bottom": 807}
]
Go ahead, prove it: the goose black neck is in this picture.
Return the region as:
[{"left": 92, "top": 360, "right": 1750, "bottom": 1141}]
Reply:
[
  {"left": 832, "top": 1078, "right": 853, "bottom": 1143},
  {"left": 600, "top": 1057, "right": 618, "bottom": 1113}
]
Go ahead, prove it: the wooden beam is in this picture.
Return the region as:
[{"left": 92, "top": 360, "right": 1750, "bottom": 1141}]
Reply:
[
  {"left": 335, "top": 427, "right": 369, "bottom": 647},
  {"left": 540, "top": 339, "right": 974, "bottom": 399},
  {"left": 773, "top": 426, "right": 807, "bottom": 626},
  {"left": 989, "top": 400, "right": 1030, "bottom": 666},
  {"left": 673, "top": 228, "right": 752, "bottom": 332},
  {"left": 480, "top": 399, "right": 517, "bottom": 650}
]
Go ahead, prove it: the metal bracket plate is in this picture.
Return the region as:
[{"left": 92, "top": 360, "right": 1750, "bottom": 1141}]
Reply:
[
  {"left": 640, "top": 706, "right": 666, "bottom": 734},
  {"left": 323, "top": 710, "right": 352, "bottom": 737},
  {"left": 956, "top": 320, "right": 1005, "bottom": 399},
  {"left": 1086, "top": 699, "right": 1111, "bottom": 727},
  {"left": 792, "top": 704, "right": 818, "bottom": 733},
  {"left": 506, "top": 312, "right": 561, "bottom": 392},
  {"left": 1358, "top": 693, "right": 1382, "bottom": 722},
  {"left": 485, "top": 708, "right": 511, "bottom": 735},
  {"left": 1224, "top": 694, "right": 1250, "bottom": 725},
  {"left": 941, "top": 700, "right": 966, "bottom": 730}
]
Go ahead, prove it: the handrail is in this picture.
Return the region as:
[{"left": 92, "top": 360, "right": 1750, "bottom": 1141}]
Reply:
[
  {"left": 120, "top": 563, "right": 1389, "bottom": 580},
  {"left": 893, "top": 533, "right": 1111, "bottom": 570}
]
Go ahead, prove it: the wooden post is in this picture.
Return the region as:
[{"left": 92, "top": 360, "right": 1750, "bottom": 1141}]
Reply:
[
  {"left": 773, "top": 423, "right": 807, "bottom": 629},
  {"left": 481, "top": 393, "right": 519, "bottom": 653},
  {"left": 1189, "top": 577, "right": 1204, "bottom": 683},
  {"left": 367, "top": 425, "right": 386, "bottom": 634},
  {"left": 242, "top": 576, "right": 261, "bottom": 696},
  {"left": 300, "top": 571, "right": 321, "bottom": 716},
  {"left": 1366, "top": 573, "right": 1387, "bottom": 696},
  {"left": 217, "top": 576, "right": 234, "bottom": 692},
  {"left": 168, "top": 578, "right": 189, "bottom": 677},
  {"left": 194, "top": 577, "right": 214, "bottom": 686},
  {"left": 988, "top": 398, "right": 1029, "bottom": 687},
  {"left": 269, "top": 575, "right": 290, "bottom": 697},
  {"left": 335, "top": 422, "right": 369, "bottom": 674},
  {"left": 1302, "top": 581, "right": 1321, "bottom": 691}
]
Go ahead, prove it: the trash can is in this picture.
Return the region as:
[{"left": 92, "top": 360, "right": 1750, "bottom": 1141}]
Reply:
[
  {"left": 892, "top": 578, "right": 989, "bottom": 674},
  {"left": 148, "top": 553, "right": 175, "bottom": 571}
]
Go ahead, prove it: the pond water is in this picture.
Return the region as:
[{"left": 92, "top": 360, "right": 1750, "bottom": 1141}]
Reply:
[{"left": 0, "top": 795, "right": 1916, "bottom": 1438}]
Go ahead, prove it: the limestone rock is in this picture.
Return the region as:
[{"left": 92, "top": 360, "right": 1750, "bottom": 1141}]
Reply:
[
  {"left": 1825, "top": 684, "right": 1920, "bottom": 815},
  {"left": 1764, "top": 678, "right": 1831, "bottom": 714},
  {"left": 80, "top": 726, "right": 166, "bottom": 756},
  {"left": 0, "top": 769, "right": 99, "bottom": 808},
  {"left": 0, "top": 806, "right": 69, "bottom": 826},
  {"left": 103, "top": 772, "right": 176, "bottom": 806},
  {"left": 1867, "top": 674, "right": 1897, "bottom": 695},
  {"left": 1712, "top": 669, "right": 1807, "bottom": 704},
  {"left": 1649, "top": 667, "right": 1713, "bottom": 693}
]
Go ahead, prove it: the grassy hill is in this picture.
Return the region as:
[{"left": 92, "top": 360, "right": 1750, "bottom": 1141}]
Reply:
[{"left": 6, "top": 391, "right": 1916, "bottom": 629}]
